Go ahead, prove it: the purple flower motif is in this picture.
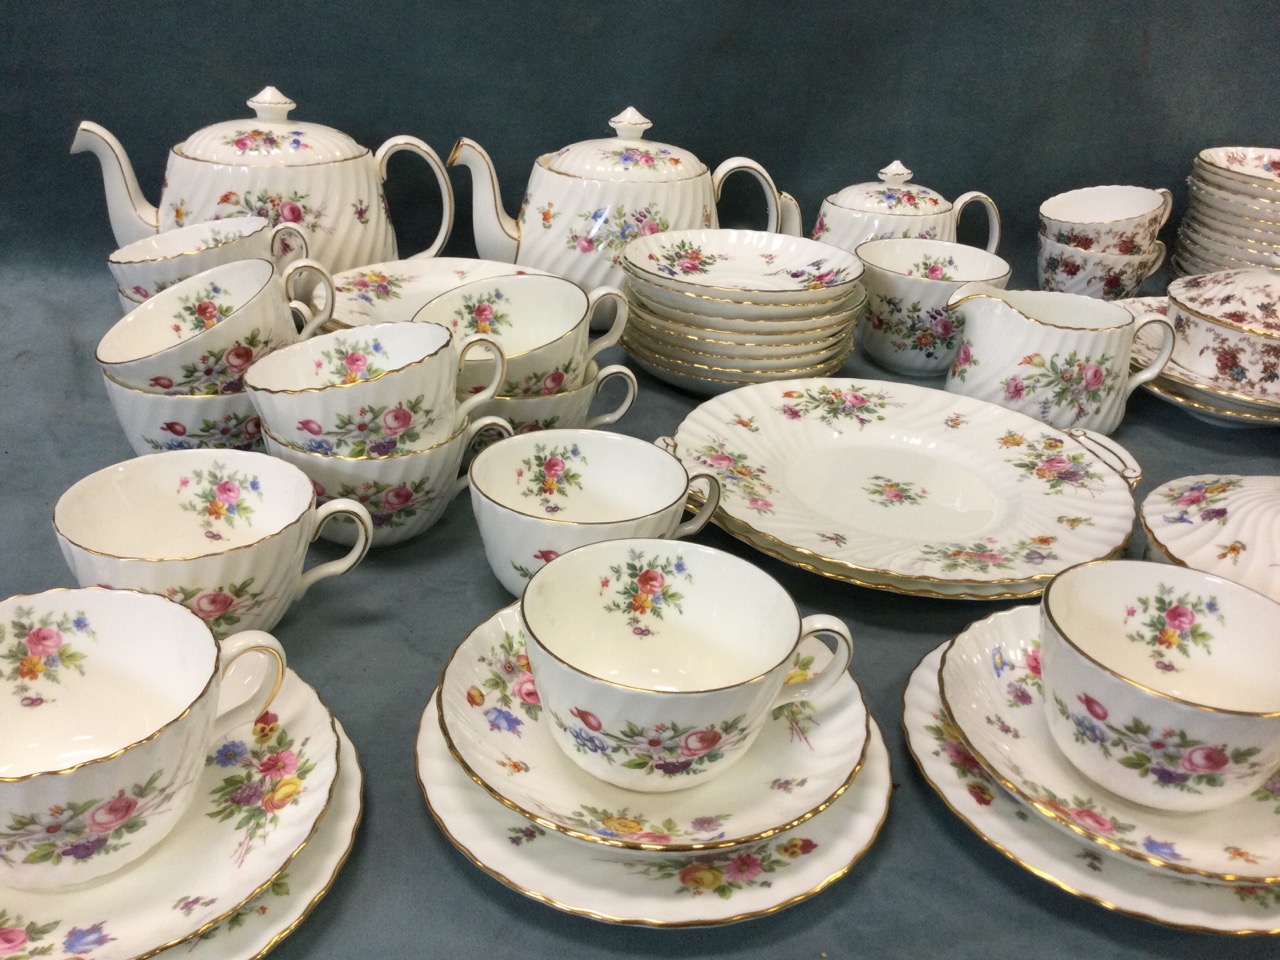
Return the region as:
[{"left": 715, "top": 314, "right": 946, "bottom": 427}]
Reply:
[
  {"left": 654, "top": 758, "right": 693, "bottom": 775},
  {"left": 367, "top": 438, "right": 398, "bottom": 457},
  {"left": 484, "top": 707, "right": 523, "bottom": 736},
  {"left": 63, "top": 922, "right": 115, "bottom": 954},
  {"left": 1150, "top": 765, "right": 1190, "bottom": 785},
  {"left": 62, "top": 835, "right": 109, "bottom": 860},
  {"left": 229, "top": 782, "right": 264, "bottom": 807},
  {"left": 1007, "top": 682, "right": 1032, "bottom": 706},
  {"left": 1199, "top": 507, "right": 1228, "bottom": 522},
  {"left": 1142, "top": 836, "right": 1185, "bottom": 860},
  {"left": 691, "top": 816, "right": 723, "bottom": 831}
]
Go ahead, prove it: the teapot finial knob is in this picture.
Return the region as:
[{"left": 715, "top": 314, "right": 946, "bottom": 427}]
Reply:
[
  {"left": 878, "top": 160, "right": 913, "bottom": 185},
  {"left": 247, "top": 86, "right": 296, "bottom": 123},
  {"left": 609, "top": 107, "right": 653, "bottom": 140}
]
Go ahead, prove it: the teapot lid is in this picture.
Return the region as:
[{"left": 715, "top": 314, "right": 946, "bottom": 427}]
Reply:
[
  {"left": 176, "top": 87, "right": 367, "bottom": 166},
  {"left": 542, "top": 107, "right": 705, "bottom": 182},
  {"left": 826, "top": 161, "right": 953, "bottom": 215}
]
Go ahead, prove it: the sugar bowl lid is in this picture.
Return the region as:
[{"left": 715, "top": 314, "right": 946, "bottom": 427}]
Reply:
[
  {"left": 1168, "top": 268, "right": 1280, "bottom": 337},
  {"left": 826, "top": 161, "right": 952, "bottom": 215},
  {"left": 542, "top": 107, "right": 706, "bottom": 182},
  {"left": 176, "top": 87, "right": 367, "bottom": 166}
]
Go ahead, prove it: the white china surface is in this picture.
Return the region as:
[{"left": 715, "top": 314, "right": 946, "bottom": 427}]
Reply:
[
  {"left": 1196, "top": 148, "right": 1280, "bottom": 187},
  {"left": 669, "top": 378, "right": 1136, "bottom": 598},
  {"left": 0, "top": 668, "right": 339, "bottom": 959},
  {"left": 936, "top": 605, "right": 1280, "bottom": 883},
  {"left": 1141, "top": 474, "right": 1280, "bottom": 602},
  {"left": 419, "top": 691, "right": 891, "bottom": 926},
  {"left": 436, "top": 602, "right": 869, "bottom": 850},
  {"left": 624, "top": 341, "right": 851, "bottom": 397},
  {"left": 904, "top": 638, "right": 1280, "bottom": 934},
  {"left": 151, "top": 720, "right": 363, "bottom": 960}
]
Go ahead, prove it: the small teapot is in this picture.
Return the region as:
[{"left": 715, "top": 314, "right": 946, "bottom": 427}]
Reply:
[
  {"left": 812, "top": 161, "right": 1001, "bottom": 254},
  {"left": 72, "top": 86, "right": 455, "bottom": 273},
  {"left": 448, "top": 107, "right": 801, "bottom": 293}
]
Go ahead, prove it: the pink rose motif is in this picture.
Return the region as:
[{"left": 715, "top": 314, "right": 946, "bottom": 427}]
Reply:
[
  {"left": 883, "top": 488, "right": 904, "bottom": 501},
  {"left": 927, "top": 264, "right": 945, "bottom": 280},
  {"left": 931, "top": 314, "right": 953, "bottom": 337},
  {"left": 626, "top": 830, "right": 674, "bottom": 844},
  {"left": 512, "top": 672, "right": 540, "bottom": 705},
  {"left": 1025, "top": 647, "right": 1041, "bottom": 677},
  {"left": 215, "top": 480, "right": 241, "bottom": 504},
  {"left": 225, "top": 344, "right": 255, "bottom": 373},
  {"left": 639, "top": 153, "right": 655, "bottom": 166},
  {"left": 748, "top": 497, "right": 773, "bottom": 511},
  {"left": 542, "top": 456, "right": 566, "bottom": 479},
  {"left": 724, "top": 852, "right": 764, "bottom": 882},
  {"left": 943, "top": 740, "right": 980, "bottom": 771},
  {"left": 540, "top": 370, "right": 566, "bottom": 395},
  {"left": 1164, "top": 605, "right": 1195, "bottom": 631},
  {"left": 570, "top": 707, "right": 602, "bottom": 731},
  {"left": 234, "top": 135, "right": 254, "bottom": 152},
  {"left": 149, "top": 375, "right": 174, "bottom": 389},
  {"left": 516, "top": 422, "right": 545, "bottom": 434},
  {"left": 132, "top": 285, "right": 151, "bottom": 300},
  {"left": 0, "top": 928, "right": 29, "bottom": 954},
  {"left": 25, "top": 626, "right": 63, "bottom": 657},
  {"left": 244, "top": 416, "right": 262, "bottom": 441},
  {"left": 258, "top": 749, "right": 300, "bottom": 778},
  {"left": 532, "top": 549, "right": 559, "bottom": 563},
  {"left": 1077, "top": 693, "right": 1108, "bottom": 721},
  {"left": 677, "top": 258, "right": 700, "bottom": 273},
  {"left": 956, "top": 342, "right": 972, "bottom": 365},
  {"left": 679, "top": 728, "right": 722, "bottom": 757},
  {"left": 1082, "top": 364, "right": 1106, "bottom": 390},
  {"left": 473, "top": 302, "right": 495, "bottom": 323},
  {"left": 382, "top": 407, "right": 413, "bottom": 436},
  {"left": 344, "top": 352, "right": 368, "bottom": 375},
  {"left": 1182, "top": 745, "right": 1229, "bottom": 773},
  {"left": 706, "top": 453, "right": 735, "bottom": 469},
  {"left": 1176, "top": 490, "right": 1207, "bottom": 507},
  {"left": 1041, "top": 455, "right": 1071, "bottom": 473},
  {"left": 382, "top": 485, "right": 413, "bottom": 510},
  {"left": 192, "top": 592, "right": 236, "bottom": 620},
  {"left": 162, "top": 421, "right": 187, "bottom": 436},
  {"left": 782, "top": 404, "right": 801, "bottom": 419},
  {"left": 298, "top": 419, "right": 323, "bottom": 435},
  {"left": 1004, "top": 377, "right": 1025, "bottom": 401},
  {"left": 814, "top": 269, "right": 836, "bottom": 285},
  {"left": 639, "top": 220, "right": 660, "bottom": 236},
  {"left": 844, "top": 393, "right": 868, "bottom": 408},
  {"left": 87, "top": 794, "right": 139, "bottom": 833},
  {"left": 636, "top": 569, "right": 665, "bottom": 595},
  {"left": 1070, "top": 807, "right": 1114, "bottom": 834},
  {"left": 195, "top": 300, "right": 219, "bottom": 324},
  {"left": 576, "top": 236, "right": 596, "bottom": 253},
  {"left": 279, "top": 201, "right": 303, "bottom": 223},
  {"left": 351, "top": 277, "right": 370, "bottom": 290}
]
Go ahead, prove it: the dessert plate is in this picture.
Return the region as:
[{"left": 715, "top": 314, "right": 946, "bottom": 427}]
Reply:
[
  {"left": 0, "top": 668, "right": 339, "bottom": 959},
  {"left": 904, "top": 639, "right": 1280, "bottom": 934},
  {"left": 153, "top": 720, "right": 363, "bottom": 960},
  {"left": 937, "top": 605, "right": 1280, "bottom": 883},
  {"left": 421, "top": 691, "right": 891, "bottom": 926},
  {"left": 436, "top": 602, "right": 869, "bottom": 850},
  {"left": 668, "top": 378, "right": 1137, "bottom": 599}
]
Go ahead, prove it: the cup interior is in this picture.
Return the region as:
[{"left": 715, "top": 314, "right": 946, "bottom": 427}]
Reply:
[
  {"left": 0, "top": 589, "right": 214, "bottom": 777},
  {"left": 523, "top": 540, "right": 799, "bottom": 691},
  {"left": 1044, "top": 561, "right": 1280, "bottom": 713},
  {"left": 954, "top": 285, "right": 1134, "bottom": 331},
  {"left": 1039, "top": 185, "right": 1164, "bottom": 224},
  {"left": 856, "top": 238, "right": 1011, "bottom": 284},
  {"left": 416, "top": 274, "right": 590, "bottom": 359},
  {"left": 109, "top": 217, "right": 270, "bottom": 266}
]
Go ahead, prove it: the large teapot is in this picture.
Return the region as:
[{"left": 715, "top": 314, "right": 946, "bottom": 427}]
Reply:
[
  {"left": 71, "top": 86, "right": 454, "bottom": 273},
  {"left": 448, "top": 107, "right": 801, "bottom": 292}
]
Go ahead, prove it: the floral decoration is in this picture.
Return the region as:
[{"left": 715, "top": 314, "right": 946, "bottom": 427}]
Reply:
[
  {"left": 809, "top": 213, "right": 829, "bottom": 240},
  {"left": 614, "top": 835, "right": 817, "bottom": 898},
  {"left": 688, "top": 438, "right": 774, "bottom": 514},
  {"left": 1194, "top": 327, "right": 1280, "bottom": 393},
  {"left": 551, "top": 708, "right": 748, "bottom": 781},
  {"left": 905, "top": 254, "right": 959, "bottom": 281},
  {"left": 1253, "top": 773, "right": 1280, "bottom": 814},
  {"left": 777, "top": 383, "right": 901, "bottom": 430},
  {"left": 163, "top": 578, "right": 276, "bottom": 640},
  {"left": 870, "top": 185, "right": 943, "bottom": 210},
  {"left": 600, "top": 145, "right": 682, "bottom": 169},
  {"left": 450, "top": 289, "right": 510, "bottom": 336},
  {"left": 560, "top": 806, "right": 729, "bottom": 845},
  {"left": 866, "top": 296, "right": 961, "bottom": 360},
  {"left": 1156, "top": 477, "right": 1243, "bottom": 526},
  {"left": 570, "top": 204, "right": 669, "bottom": 265},
  {"left": 2, "top": 606, "right": 94, "bottom": 707},
  {"left": 172, "top": 282, "right": 236, "bottom": 336},
  {"left": 146, "top": 411, "right": 263, "bottom": 452},
  {"left": 178, "top": 875, "right": 290, "bottom": 945},
  {"left": 1000, "top": 351, "right": 1114, "bottom": 424},
  {"left": 166, "top": 329, "right": 274, "bottom": 396},
  {"left": 0, "top": 911, "right": 109, "bottom": 960},
  {"left": 518, "top": 442, "right": 586, "bottom": 513},
  {"left": 223, "top": 128, "right": 312, "bottom": 155},
  {"left": 317, "top": 336, "right": 388, "bottom": 385},
  {"left": 916, "top": 536, "right": 1059, "bottom": 573},
  {"left": 601, "top": 548, "right": 692, "bottom": 635},
  {"left": 215, "top": 190, "right": 332, "bottom": 235},
  {"left": 998, "top": 432, "right": 1103, "bottom": 494},
  {"left": 990, "top": 641, "right": 1043, "bottom": 709},
  {"left": 465, "top": 627, "right": 542, "bottom": 733},
  {"left": 770, "top": 649, "right": 821, "bottom": 748},
  {"left": 335, "top": 270, "right": 408, "bottom": 307},
  {"left": 1122, "top": 582, "right": 1223, "bottom": 670},
  {"left": 1023, "top": 779, "right": 1140, "bottom": 847},
  {"left": 313, "top": 477, "right": 442, "bottom": 530},
  {"left": 646, "top": 237, "right": 721, "bottom": 278},
  {"left": 296, "top": 396, "right": 437, "bottom": 458},
  {"left": 864, "top": 474, "right": 928, "bottom": 507},
  {"left": 502, "top": 362, "right": 578, "bottom": 397},
  {"left": 949, "top": 339, "right": 978, "bottom": 380},
  {"left": 923, "top": 707, "right": 997, "bottom": 808},
  {"left": 767, "top": 258, "right": 853, "bottom": 289},
  {"left": 206, "top": 709, "right": 317, "bottom": 867},
  {"left": 178, "top": 462, "right": 263, "bottom": 535}
]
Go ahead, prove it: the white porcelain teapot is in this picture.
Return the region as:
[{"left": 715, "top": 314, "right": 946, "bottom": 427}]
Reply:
[
  {"left": 812, "top": 161, "right": 1001, "bottom": 253},
  {"left": 448, "top": 107, "right": 802, "bottom": 292},
  {"left": 71, "top": 86, "right": 454, "bottom": 273}
]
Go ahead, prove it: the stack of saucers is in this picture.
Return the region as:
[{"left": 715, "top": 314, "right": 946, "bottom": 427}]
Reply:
[
  {"left": 1175, "top": 146, "right": 1280, "bottom": 276},
  {"left": 618, "top": 228, "right": 866, "bottom": 395}
]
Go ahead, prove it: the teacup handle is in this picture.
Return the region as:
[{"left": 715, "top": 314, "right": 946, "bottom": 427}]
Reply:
[
  {"left": 451, "top": 415, "right": 515, "bottom": 497},
  {"left": 283, "top": 258, "right": 336, "bottom": 339},
  {"left": 711, "top": 157, "right": 783, "bottom": 233},
  {"left": 952, "top": 191, "right": 1002, "bottom": 254},
  {"left": 1154, "top": 187, "right": 1174, "bottom": 231},
  {"left": 583, "top": 287, "right": 629, "bottom": 367},
  {"left": 268, "top": 223, "right": 309, "bottom": 269},
  {"left": 671, "top": 472, "right": 721, "bottom": 539},
  {"left": 375, "top": 135, "right": 456, "bottom": 260},
  {"left": 296, "top": 496, "right": 373, "bottom": 599},
  {"left": 454, "top": 335, "right": 508, "bottom": 423},
  {"left": 1139, "top": 239, "right": 1167, "bottom": 281},
  {"left": 1126, "top": 311, "right": 1175, "bottom": 399},
  {"left": 214, "top": 629, "right": 287, "bottom": 736},
  {"left": 778, "top": 191, "right": 804, "bottom": 238},
  {"left": 583, "top": 364, "right": 638, "bottom": 428},
  {"left": 771, "top": 614, "right": 853, "bottom": 709}
]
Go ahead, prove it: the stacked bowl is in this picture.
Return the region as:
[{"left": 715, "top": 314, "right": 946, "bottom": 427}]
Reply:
[
  {"left": 617, "top": 228, "right": 866, "bottom": 395},
  {"left": 1175, "top": 146, "right": 1280, "bottom": 276},
  {"left": 1037, "top": 185, "right": 1170, "bottom": 299}
]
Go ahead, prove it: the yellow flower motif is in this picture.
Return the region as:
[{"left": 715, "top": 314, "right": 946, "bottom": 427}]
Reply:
[
  {"left": 600, "top": 816, "right": 644, "bottom": 834},
  {"left": 541, "top": 478, "right": 558, "bottom": 495},
  {"left": 261, "top": 775, "right": 303, "bottom": 812},
  {"left": 677, "top": 864, "right": 724, "bottom": 890},
  {"left": 466, "top": 686, "right": 485, "bottom": 707},
  {"left": 784, "top": 668, "right": 811, "bottom": 685},
  {"left": 1042, "top": 438, "right": 1064, "bottom": 450},
  {"left": 998, "top": 431, "right": 1025, "bottom": 448},
  {"left": 253, "top": 718, "right": 280, "bottom": 744},
  {"left": 207, "top": 500, "right": 228, "bottom": 520},
  {"left": 1156, "top": 627, "right": 1180, "bottom": 648},
  {"left": 18, "top": 655, "right": 46, "bottom": 680}
]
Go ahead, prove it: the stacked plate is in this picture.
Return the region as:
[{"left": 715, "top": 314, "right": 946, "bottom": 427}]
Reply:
[
  {"left": 415, "top": 603, "right": 892, "bottom": 925},
  {"left": 1175, "top": 146, "right": 1280, "bottom": 277},
  {"left": 617, "top": 228, "right": 866, "bottom": 395}
]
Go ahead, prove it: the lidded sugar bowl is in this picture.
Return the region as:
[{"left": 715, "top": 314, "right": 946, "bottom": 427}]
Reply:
[{"left": 812, "top": 160, "right": 1001, "bottom": 253}]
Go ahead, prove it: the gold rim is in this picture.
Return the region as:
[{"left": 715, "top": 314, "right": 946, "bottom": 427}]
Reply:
[
  {"left": 854, "top": 238, "right": 1012, "bottom": 285},
  {"left": 1177, "top": 229, "right": 1280, "bottom": 273},
  {"left": 535, "top": 149, "right": 707, "bottom": 183},
  {"left": 172, "top": 144, "right": 371, "bottom": 167},
  {"left": 1038, "top": 185, "right": 1171, "bottom": 226},
  {"left": 1138, "top": 373, "right": 1280, "bottom": 422},
  {"left": 261, "top": 416, "right": 469, "bottom": 461},
  {"left": 627, "top": 282, "right": 866, "bottom": 325},
  {"left": 109, "top": 219, "right": 271, "bottom": 266},
  {"left": 623, "top": 323, "right": 850, "bottom": 370},
  {"left": 947, "top": 287, "right": 1136, "bottom": 334},
  {"left": 623, "top": 258, "right": 864, "bottom": 304},
  {"left": 624, "top": 333, "right": 852, "bottom": 377}
]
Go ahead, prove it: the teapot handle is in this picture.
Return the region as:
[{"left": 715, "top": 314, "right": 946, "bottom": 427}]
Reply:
[
  {"left": 375, "top": 136, "right": 456, "bottom": 260},
  {"left": 952, "top": 191, "right": 1002, "bottom": 254},
  {"left": 710, "top": 157, "right": 782, "bottom": 234}
]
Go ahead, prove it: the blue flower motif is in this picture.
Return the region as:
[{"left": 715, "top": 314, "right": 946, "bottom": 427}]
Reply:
[
  {"left": 73, "top": 616, "right": 90, "bottom": 631},
  {"left": 64, "top": 922, "right": 114, "bottom": 953},
  {"left": 305, "top": 439, "right": 336, "bottom": 454},
  {"left": 1072, "top": 715, "right": 1109, "bottom": 744},
  {"left": 1142, "top": 836, "right": 1185, "bottom": 860},
  {"left": 570, "top": 728, "right": 609, "bottom": 753},
  {"left": 484, "top": 707, "right": 523, "bottom": 736},
  {"left": 249, "top": 478, "right": 262, "bottom": 492},
  {"left": 226, "top": 502, "right": 238, "bottom": 515},
  {"left": 214, "top": 740, "right": 248, "bottom": 767},
  {"left": 43, "top": 654, "right": 61, "bottom": 669},
  {"left": 674, "top": 560, "right": 686, "bottom": 575},
  {"left": 991, "top": 645, "right": 1012, "bottom": 677},
  {"left": 1206, "top": 598, "right": 1219, "bottom": 615}
]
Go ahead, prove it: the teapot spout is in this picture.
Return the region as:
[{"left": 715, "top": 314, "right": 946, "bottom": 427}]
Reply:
[
  {"left": 70, "top": 121, "right": 159, "bottom": 247},
  {"left": 447, "top": 137, "right": 519, "bottom": 263}
]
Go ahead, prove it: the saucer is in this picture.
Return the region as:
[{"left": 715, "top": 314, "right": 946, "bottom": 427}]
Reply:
[
  {"left": 0, "top": 668, "right": 339, "bottom": 958},
  {"left": 937, "top": 605, "right": 1280, "bottom": 883},
  {"left": 420, "top": 691, "right": 891, "bottom": 926},
  {"left": 905, "top": 639, "right": 1280, "bottom": 933},
  {"left": 436, "top": 602, "right": 869, "bottom": 850},
  {"left": 152, "top": 720, "right": 363, "bottom": 960}
]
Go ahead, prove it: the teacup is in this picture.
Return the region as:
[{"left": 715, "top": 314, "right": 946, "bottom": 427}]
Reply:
[
  {"left": 102, "top": 369, "right": 264, "bottom": 455},
  {"left": 97, "top": 257, "right": 334, "bottom": 395},
  {"left": 1037, "top": 233, "right": 1166, "bottom": 300},
  {"left": 469, "top": 361, "right": 638, "bottom": 436},
  {"left": 0, "top": 587, "right": 284, "bottom": 889},
  {"left": 470, "top": 430, "right": 721, "bottom": 595},
  {"left": 521, "top": 538, "right": 853, "bottom": 792},
  {"left": 411, "top": 274, "right": 628, "bottom": 396},
  {"left": 243, "top": 320, "right": 505, "bottom": 455},
  {"left": 855, "top": 238, "right": 1011, "bottom": 375},
  {"left": 1039, "top": 185, "right": 1173, "bottom": 255},
  {"left": 944, "top": 284, "right": 1175, "bottom": 434},
  {"left": 109, "top": 216, "right": 308, "bottom": 307},
  {"left": 1039, "top": 559, "right": 1280, "bottom": 813},
  {"left": 263, "top": 415, "right": 514, "bottom": 548},
  {"left": 53, "top": 449, "right": 371, "bottom": 639}
]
